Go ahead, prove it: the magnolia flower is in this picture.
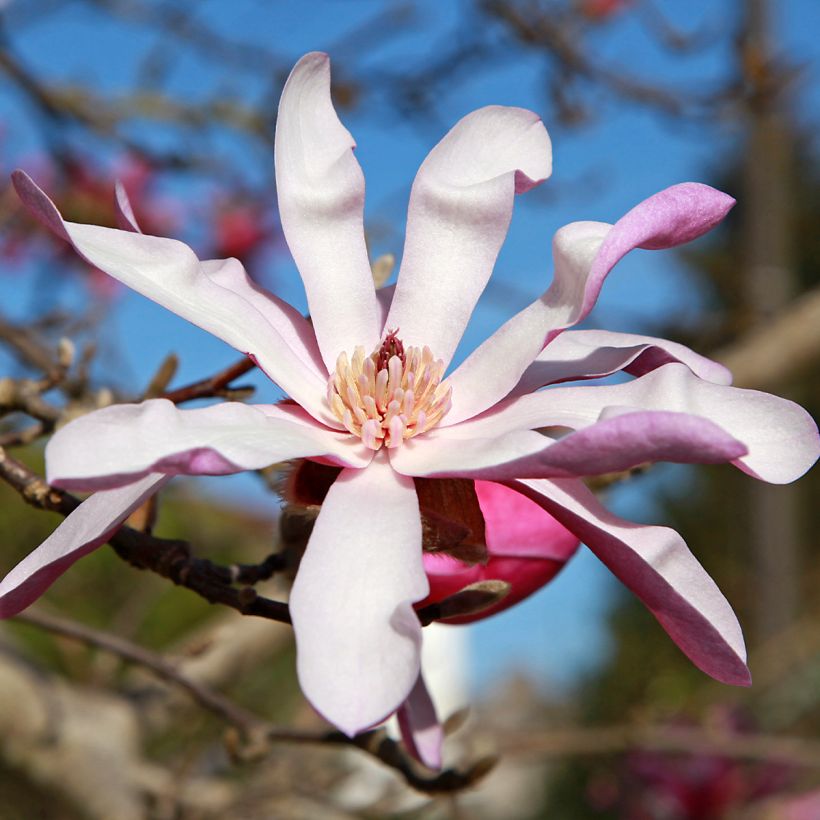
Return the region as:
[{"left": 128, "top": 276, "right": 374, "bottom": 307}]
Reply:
[{"left": 2, "top": 53, "right": 818, "bottom": 756}]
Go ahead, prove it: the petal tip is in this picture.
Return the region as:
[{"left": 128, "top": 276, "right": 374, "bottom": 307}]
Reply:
[
  {"left": 290, "top": 51, "right": 331, "bottom": 78},
  {"left": 11, "top": 169, "right": 68, "bottom": 241},
  {"left": 721, "top": 663, "right": 752, "bottom": 688}
]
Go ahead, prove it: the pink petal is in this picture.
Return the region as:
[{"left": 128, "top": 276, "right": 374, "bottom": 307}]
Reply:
[
  {"left": 391, "top": 412, "right": 747, "bottom": 481},
  {"left": 475, "top": 479, "right": 579, "bottom": 560},
  {"left": 419, "top": 480, "right": 579, "bottom": 624},
  {"left": 386, "top": 106, "right": 551, "bottom": 367},
  {"left": 512, "top": 329, "right": 732, "bottom": 394},
  {"left": 446, "top": 184, "right": 735, "bottom": 425},
  {"left": 0, "top": 473, "right": 169, "bottom": 618},
  {"left": 512, "top": 478, "right": 750, "bottom": 685},
  {"left": 46, "top": 399, "right": 371, "bottom": 491},
  {"left": 289, "top": 454, "right": 428, "bottom": 736},
  {"left": 581, "top": 183, "right": 735, "bottom": 319},
  {"left": 396, "top": 672, "right": 443, "bottom": 770},
  {"left": 12, "top": 170, "right": 333, "bottom": 425},
  {"left": 274, "top": 52, "right": 380, "bottom": 370},
  {"left": 449, "top": 363, "right": 819, "bottom": 484}
]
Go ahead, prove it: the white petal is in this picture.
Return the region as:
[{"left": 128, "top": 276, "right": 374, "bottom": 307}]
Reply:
[
  {"left": 46, "top": 399, "right": 371, "bottom": 491},
  {"left": 386, "top": 106, "right": 551, "bottom": 365},
  {"left": 275, "top": 52, "right": 380, "bottom": 370},
  {"left": 512, "top": 329, "right": 732, "bottom": 393},
  {"left": 12, "top": 171, "right": 333, "bottom": 424},
  {"left": 290, "top": 454, "right": 428, "bottom": 736},
  {"left": 0, "top": 474, "right": 169, "bottom": 617}
]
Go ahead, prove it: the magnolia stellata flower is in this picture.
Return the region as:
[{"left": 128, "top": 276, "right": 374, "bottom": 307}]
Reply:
[{"left": 2, "top": 53, "right": 818, "bottom": 765}]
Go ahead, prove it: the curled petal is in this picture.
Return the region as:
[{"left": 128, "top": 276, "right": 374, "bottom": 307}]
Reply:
[
  {"left": 449, "top": 363, "right": 819, "bottom": 484},
  {"left": 46, "top": 399, "right": 371, "bottom": 491},
  {"left": 0, "top": 474, "right": 169, "bottom": 618},
  {"left": 114, "top": 180, "right": 141, "bottom": 232},
  {"left": 512, "top": 328, "right": 732, "bottom": 394},
  {"left": 386, "top": 106, "right": 551, "bottom": 366},
  {"left": 391, "top": 412, "right": 747, "bottom": 481},
  {"left": 396, "top": 673, "right": 443, "bottom": 770},
  {"left": 513, "top": 478, "right": 750, "bottom": 686},
  {"left": 275, "top": 52, "right": 380, "bottom": 369},
  {"left": 289, "top": 454, "right": 428, "bottom": 736},
  {"left": 12, "top": 171, "right": 333, "bottom": 424},
  {"left": 446, "top": 184, "right": 735, "bottom": 425}
]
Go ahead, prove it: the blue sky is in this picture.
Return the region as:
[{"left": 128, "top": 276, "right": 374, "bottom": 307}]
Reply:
[{"left": 1, "top": 0, "right": 818, "bottom": 694}]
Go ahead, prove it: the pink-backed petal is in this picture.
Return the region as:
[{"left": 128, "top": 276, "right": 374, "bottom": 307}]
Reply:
[
  {"left": 391, "top": 412, "right": 746, "bottom": 481},
  {"left": 445, "top": 184, "right": 735, "bottom": 425},
  {"left": 419, "top": 481, "right": 579, "bottom": 624},
  {"left": 0, "top": 473, "right": 169, "bottom": 618},
  {"left": 46, "top": 399, "right": 371, "bottom": 491},
  {"left": 512, "top": 329, "right": 732, "bottom": 394},
  {"left": 289, "top": 454, "right": 428, "bottom": 736},
  {"left": 578, "top": 183, "right": 735, "bottom": 322},
  {"left": 396, "top": 672, "right": 443, "bottom": 770},
  {"left": 386, "top": 106, "right": 551, "bottom": 367},
  {"left": 12, "top": 171, "right": 334, "bottom": 424},
  {"left": 512, "top": 478, "right": 750, "bottom": 685},
  {"left": 274, "top": 52, "right": 380, "bottom": 370},
  {"left": 449, "top": 363, "right": 819, "bottom": 484}
]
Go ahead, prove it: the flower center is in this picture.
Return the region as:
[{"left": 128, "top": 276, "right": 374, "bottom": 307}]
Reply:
[{"left": 327, "top": 330, "right": 452, "bottom": 450}]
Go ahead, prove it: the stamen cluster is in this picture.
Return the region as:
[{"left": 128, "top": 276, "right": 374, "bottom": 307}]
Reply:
[{"left": 328, "top": 332, "right": 452, "bottom": 450}]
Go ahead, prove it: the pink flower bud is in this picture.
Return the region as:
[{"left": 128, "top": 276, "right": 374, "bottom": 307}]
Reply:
[{"left": 418, "top": 480, "right": 580, "bottom": 624}]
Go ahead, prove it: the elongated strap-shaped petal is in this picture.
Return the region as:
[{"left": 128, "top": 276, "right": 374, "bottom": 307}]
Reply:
[
  {"left": 289, "top": 454, "right": 428, "bottom": 736},
  {"left": 386, "top": 106, "right": 551, "bottom": 367},
  {"left": 396, "top": 673, "right": 443, "bottom": 771},
  {"left": 46, "top": 399, "right": 371, "bottom": 491},
  {"left": 12, "top": 171, "right": 334, "bottom": 424},
  {"left": 201, "top": 258, "right": 327, "bottom": 377},
  {"left": 449, "top": 363, "right": 819, "bottom": 484},
  {"left": 512, "top": 329, "right": 732, "bottom": 394},
  {"left": 391, "top": 412, "right": 746, "bottom": 480},
  {"left": 0, "top": 473, "right": 169, "bottom": 618},
  {"left": 512, "top": 478, "right": 750, "bottom": 685},
  {"left": 113, "top": 180, "right": 327, "bottom": 379},
  {"left": 275, "top": 52, "right": 380, "bottom": 370},
  {"left": 446, "top": 184, "right": 735, "bottom": 424}
]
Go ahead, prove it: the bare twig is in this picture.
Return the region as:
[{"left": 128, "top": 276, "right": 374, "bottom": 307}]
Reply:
[
  {"left": 14, "top": 607, "right": 489, "bottom": 794},
  {"left": 0, "top": 446, "right": 292, "bottom": 624},
  {"left": 15, "top": 608, "right": 262, "bottom": 735},
  {"left": 160, "top": 356, "right": 256, "bottom": 404},
  {"left": 0, "top": 315, "right": 62, "bottom": 377}
]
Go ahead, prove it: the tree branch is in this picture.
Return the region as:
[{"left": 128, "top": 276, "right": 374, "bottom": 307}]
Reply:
[{"left": 0, "top": 446, "right": 292, "bottom": 624}]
